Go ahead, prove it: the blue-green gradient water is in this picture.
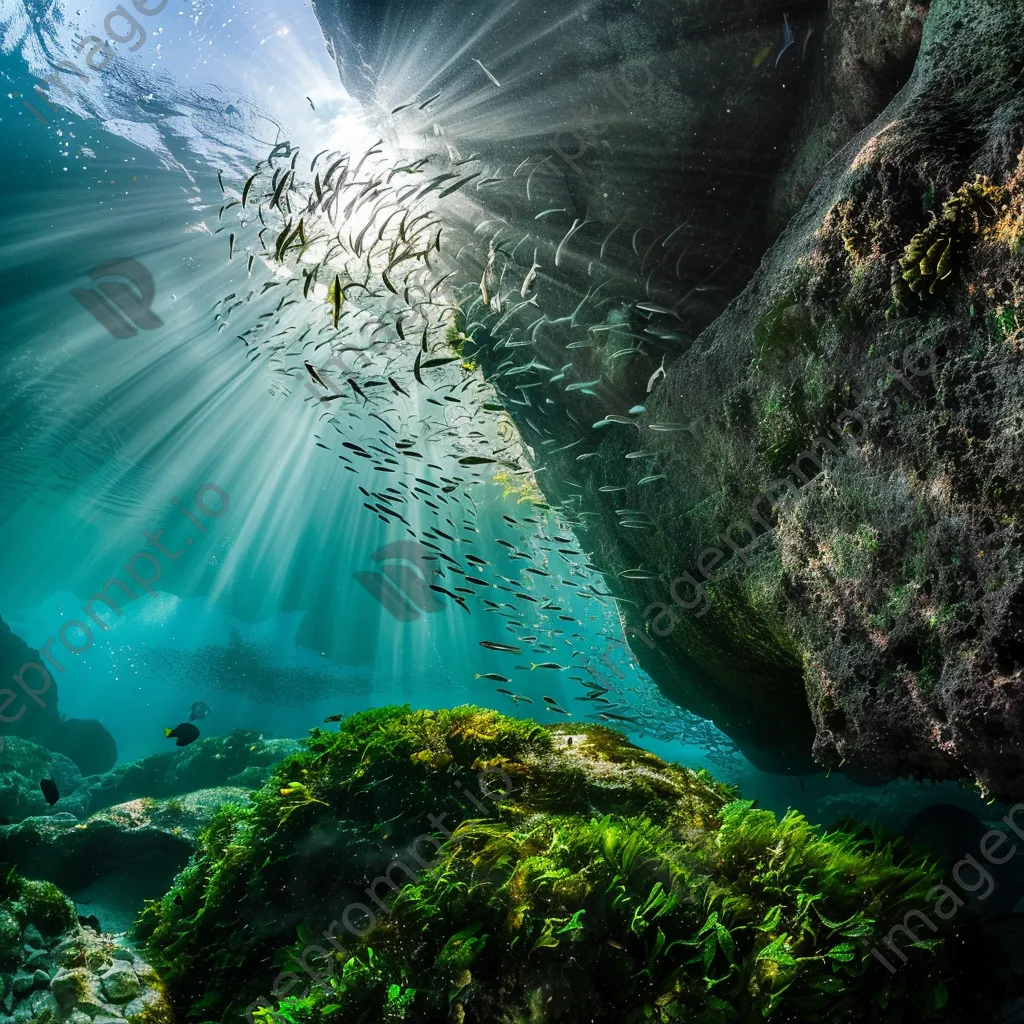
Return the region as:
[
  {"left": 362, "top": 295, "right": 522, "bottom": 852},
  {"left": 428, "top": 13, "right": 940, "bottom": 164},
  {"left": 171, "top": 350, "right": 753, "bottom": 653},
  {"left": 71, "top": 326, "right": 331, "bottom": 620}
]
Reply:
[{"left": 0, "top": 0, "right": 1005, "bottom": 889}]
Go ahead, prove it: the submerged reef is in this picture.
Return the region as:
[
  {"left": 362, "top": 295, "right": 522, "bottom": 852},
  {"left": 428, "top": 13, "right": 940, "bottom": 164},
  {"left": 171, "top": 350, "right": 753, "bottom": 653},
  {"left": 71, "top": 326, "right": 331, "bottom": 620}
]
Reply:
[
  {"left": 137, "top": 706, "right": 986, "bottom": 1022},
  {"left": 0, "top": 864, "right": 172, "bottom": 1023}
]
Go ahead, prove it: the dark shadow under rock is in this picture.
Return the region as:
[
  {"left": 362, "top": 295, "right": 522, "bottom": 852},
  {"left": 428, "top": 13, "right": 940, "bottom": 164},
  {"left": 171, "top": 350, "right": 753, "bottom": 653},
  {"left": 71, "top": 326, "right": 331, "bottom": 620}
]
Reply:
[{"left": 0, "top": 788, "right": 253, "bottom": 936}]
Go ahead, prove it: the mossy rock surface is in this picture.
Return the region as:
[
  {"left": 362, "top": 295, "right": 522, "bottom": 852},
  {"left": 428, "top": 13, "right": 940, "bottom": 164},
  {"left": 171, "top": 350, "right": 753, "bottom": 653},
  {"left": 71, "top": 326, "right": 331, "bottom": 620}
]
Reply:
[
  {"left": 136, "top": 706, "right": 982, "bottom": 1023},
  {"left": 0, "top": 864, "right": 174, "bottom": 1023}
]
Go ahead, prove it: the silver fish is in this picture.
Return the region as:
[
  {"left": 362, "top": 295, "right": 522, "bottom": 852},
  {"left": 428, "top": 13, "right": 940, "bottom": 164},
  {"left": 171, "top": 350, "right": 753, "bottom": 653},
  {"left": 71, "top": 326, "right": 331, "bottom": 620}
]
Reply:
[
  {"left": 472, "top": 58, "right": 501, "bottom": 87},
  {"left": 649, "top": 422, "right": 697, "bottom": 432}
]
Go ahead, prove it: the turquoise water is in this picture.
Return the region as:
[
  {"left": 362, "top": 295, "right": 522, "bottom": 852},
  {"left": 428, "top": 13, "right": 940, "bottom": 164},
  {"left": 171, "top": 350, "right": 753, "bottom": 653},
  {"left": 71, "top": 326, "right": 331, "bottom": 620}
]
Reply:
[
  {"left": 0, "top": 0, "right": 1003, "bottom": 828},
  {"left": 1, "top": 3, "right": 1020, "bottom": 1021}
]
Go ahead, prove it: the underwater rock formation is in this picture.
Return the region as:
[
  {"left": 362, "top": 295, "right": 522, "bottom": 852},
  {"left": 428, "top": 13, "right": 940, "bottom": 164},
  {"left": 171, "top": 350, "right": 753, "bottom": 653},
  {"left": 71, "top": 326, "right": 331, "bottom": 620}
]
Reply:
[
  {"left": 44, "top": 719, "right": 118, "bottom": 780},
  {"left": 87, "top": 729, "right": 301, "bottom": 811},
  {"left": 1, "top": 732, "right": 301, "bottom": 934},
  {"left": 1, "top": 615, "right": 118, "bottom": 776},
  {"left": 618, "top": 0, "right": 1024, "bottom": 800},
  {"left": 0, "top": 730, "right": 296, "bottom": 826},
  {"left": 0, "top": 615, "right": 61, "bottom": 742},
  {"left": 137, "top": 706, "right": 985, "bottom": 1022},
  {"left": 0, "top": 865, "right": 172, "bottom": 1024},
  {"left": 0, "top": 788, "right": 253, "bottom": 921},
  {"left": 312, "top": 0, "right": 1024, "bottom": 795},
  {"left": 0, "top": 737, "right": 92, "bottom": 823}
]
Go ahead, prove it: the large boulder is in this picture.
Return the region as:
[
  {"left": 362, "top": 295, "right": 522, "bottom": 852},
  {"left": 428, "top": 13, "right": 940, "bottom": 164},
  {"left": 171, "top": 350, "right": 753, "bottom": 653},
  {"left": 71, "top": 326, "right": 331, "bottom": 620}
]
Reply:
[
  {"left": 136, "top": 706, "right": 993, "bottom": 1022},
  {"left": 307, "top": 0, "right": 1024, "bottom": 796},
  {"left": 607, "top": 0, "right": 1024, "bottom": 799},
  {"left": 44, "top": 719, "right": 118, "bottom": 779},
  {"left": 0, "top": 737, "right": 91, "bottom": 823}
]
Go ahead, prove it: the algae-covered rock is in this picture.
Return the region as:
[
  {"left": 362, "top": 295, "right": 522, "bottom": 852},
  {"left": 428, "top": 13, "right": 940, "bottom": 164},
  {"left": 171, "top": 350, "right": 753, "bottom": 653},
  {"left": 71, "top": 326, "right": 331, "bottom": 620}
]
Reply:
[
  {"left": 86, "top": 729, "right": 301, "bottom": 811},
  {"left": 0, "top": 864, "right": 171, "bottom": 1023},
  {"left": 504, "top": 0, "right": 1024, "bottom": 798},
  {"left": 0, "top": 736, "right": 92, "bottom": 823},
  {"left": 137, "top": 706, "right": 986, "bottom": 1022},
  {"left": 0, "top": 787, "right": 255, "bottom": 929}
]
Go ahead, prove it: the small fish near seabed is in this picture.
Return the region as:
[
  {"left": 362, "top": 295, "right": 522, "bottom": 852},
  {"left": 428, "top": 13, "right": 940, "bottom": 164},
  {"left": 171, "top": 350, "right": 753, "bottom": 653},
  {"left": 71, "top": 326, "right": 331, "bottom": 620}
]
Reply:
[
  {"left": 189, "top": 700, "right": 212, "bottom": 721},
  {"left": 165, "top": 722, "right": 201, "bottom": 747},
  {"left": 40, "top": 778, "right": 60, "bottom": 806}
]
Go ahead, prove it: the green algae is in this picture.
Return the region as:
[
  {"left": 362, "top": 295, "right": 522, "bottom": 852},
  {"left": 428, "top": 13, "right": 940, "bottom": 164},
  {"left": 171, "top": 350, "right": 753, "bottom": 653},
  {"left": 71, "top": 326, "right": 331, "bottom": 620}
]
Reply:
[
  {"left": 0, "top": 863, "right": 76, "bottom": 939},
  {"left": 136, "top": 707, "right": 967, "bottom": 1023}
]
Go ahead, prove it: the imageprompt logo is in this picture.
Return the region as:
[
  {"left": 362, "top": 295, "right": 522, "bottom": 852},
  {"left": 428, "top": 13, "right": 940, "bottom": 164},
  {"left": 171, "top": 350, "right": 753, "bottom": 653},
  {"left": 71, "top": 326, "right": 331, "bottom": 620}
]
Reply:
[
  {"left": 72, "top": 259, "right": 162, "bottom": 339},
  {"left": 355, "top": 542, "right": 447, "bottom": 621}
]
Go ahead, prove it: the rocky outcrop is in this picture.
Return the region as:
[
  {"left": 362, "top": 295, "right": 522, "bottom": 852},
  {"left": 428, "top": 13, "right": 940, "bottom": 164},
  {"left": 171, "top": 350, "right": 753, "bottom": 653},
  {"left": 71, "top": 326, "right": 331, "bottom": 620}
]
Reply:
[
  {"left": 136, "top": 707, "right": 994, "bottom": 1022},
  {"left": 615, "top": 0, "right": 1024, "bottom": 799},
  {"left": 311, "top": 0, "right": 1024, "bottom": 796},
  {"left": 1, "top": 732, "right": 300, "bottom": 936},
  {"left": 86, "top": 729, "right": 300, "bottom": 811},
  {"left": 0, "top": 867, "right": 172, "bottom": 1024},
  {"left": 0, "top": 788, "right": 252, "bottom": 904},
  {"left": 0, "top": 616, "right": 60, "bottom": 741},
  {"left": 1, "top": 615, "right": 117, "bottom": 776},
  {"left": 0, "top": 737, "right": 92, "bottom": 823},
  {"left": 1, "top": 730, "right": 296, "bottom": 826}
]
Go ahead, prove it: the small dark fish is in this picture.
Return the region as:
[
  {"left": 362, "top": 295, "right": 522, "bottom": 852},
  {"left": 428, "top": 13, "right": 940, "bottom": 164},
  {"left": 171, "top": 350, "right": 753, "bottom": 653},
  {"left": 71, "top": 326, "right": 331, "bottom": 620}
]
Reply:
[
  {"left": 332, "top": 274, "right": 342, "bottom": 328},
  {"left": 40, "top": 779, "right": 59, "bottom": 806},
  {"left": 418, "top": 91, "right": 442, "bottom": 110},
  {"left": 165, "top": 722, "right": 200, "bottom": 747},
  {"left": 438, "top": 173, "right": 481, "bottom": 198},
  {"left": 476, "top": 673, "right": 511, "bottom": 683},
  {"left": 542, "top": 697, "right": 570, "bottom": 716},
  {"left": 480, "top": 640, "right": 521, "bottom": 653},
  {"left": 189, "top": 701, "right": 212, "bottom": 722},
  {"left": 597, "top": 712, "right": 640, "bottom": 724},
  {"left": 496, "top": 687, "right": 533, "bottom": 705},
  {"left": 241, "top": 172, "right": 257, "bottom": 207},
  {"left": 388, "top": 376, "right": 409, "bottom": 397},
  {"left": 430, "top": 583, "right": 469, "bottom": 609},
  {"left": 531, "top": 662, "right": 565, "bottom": 670},
  {"left": 306, "top": 96, "right": 315, "bottom": 109}
]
